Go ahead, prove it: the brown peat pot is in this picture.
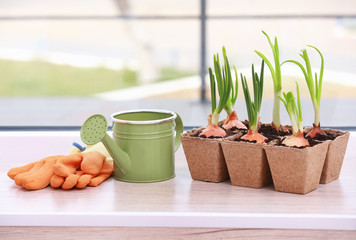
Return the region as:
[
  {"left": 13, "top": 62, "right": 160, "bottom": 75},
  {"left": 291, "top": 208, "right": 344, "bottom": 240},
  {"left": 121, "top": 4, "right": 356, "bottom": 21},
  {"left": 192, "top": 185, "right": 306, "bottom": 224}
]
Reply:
[
  {"left": 221, "top": 136, "right": 272, "bottom": 188},
  {"left": 320, "top": 129, "right": 350, "bottom": 184},
  {"left": 181, "top": 128, "right": 229, "bottom": 182},
  {"left": 264, "top": 140, "right": 330, "bottom": 194}
]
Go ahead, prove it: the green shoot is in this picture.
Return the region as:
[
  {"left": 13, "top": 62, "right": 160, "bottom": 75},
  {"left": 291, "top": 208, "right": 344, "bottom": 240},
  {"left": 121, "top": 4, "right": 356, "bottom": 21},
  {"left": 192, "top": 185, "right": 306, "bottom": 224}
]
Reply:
[
  {"left": 282, "top": 45, "right": 324, "bottom": 128},
  {"left": 255, "top": 31, "right": 283, "bottom": 130},
  {"left": 240, "top": 61, "right": 267, "bottom": 143},
  {"left": 200, "top": 47, "right": 233, "bottom": 138},
  {"left": 241, "top": 61, "right": 265, "bottom": 133},
  {"left": 219, "top": 48, "right": 247, "bottom": 130},
  {"left": 209, "top": 46, "right": 232, "bottom": 126},
  {"left": 210, "top": 46, "right": 238, "bottom": 116},
  {"left": 279, "top": 82, "right": 309, "bottom": 147},
  {"left": 279, "top": 82, "right": 303, "bottom": 135},
  {"left": 209, "top": 67, "right": 216, "bottom": 114},
  {"left": 224, "top": 66, "right": 238, "bottom": 116},
  {"left": 222, "top": 45, "right": 238, "bottom": 115}
]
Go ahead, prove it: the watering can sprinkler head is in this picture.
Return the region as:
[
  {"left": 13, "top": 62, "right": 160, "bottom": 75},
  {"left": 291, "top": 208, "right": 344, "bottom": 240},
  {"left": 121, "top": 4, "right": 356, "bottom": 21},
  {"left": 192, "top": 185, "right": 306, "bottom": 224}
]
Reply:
[
  {"left": 80, "top": 114, "right": 131, "bottom": 174},
  {"left": 80, "top": 114, "right": 108, "bottom": 145}
]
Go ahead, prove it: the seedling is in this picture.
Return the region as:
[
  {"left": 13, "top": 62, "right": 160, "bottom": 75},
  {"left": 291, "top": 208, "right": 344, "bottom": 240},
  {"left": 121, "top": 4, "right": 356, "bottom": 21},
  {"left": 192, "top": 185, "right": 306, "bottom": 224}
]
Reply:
[
  {"left": 240, "top": 61, "right": 267, "bottom": 143},
  {"left": 199, "top": 47, "right": 232, "bottom": 137},
  {"left": 282, "top": 45, "right": 326, "bottom": 138},
  {"left": 221, "top": 49, "right": 247, "bottom": 131},
  {"left": 279, "top": 83, "right": 309, "bottom": 147},
  {"left": 255, "top": 31, "right": 287, "bottom": 132}
]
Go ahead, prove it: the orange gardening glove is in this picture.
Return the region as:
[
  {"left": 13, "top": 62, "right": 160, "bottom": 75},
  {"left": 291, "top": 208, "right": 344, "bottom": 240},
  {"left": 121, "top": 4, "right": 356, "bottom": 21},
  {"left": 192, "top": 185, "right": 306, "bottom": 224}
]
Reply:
[
  {"left": 8, "top": 151, "right": 113, "bottom": 191},
  {"left": 50, "top": 151, "right": 114, "bottom": 190},
  {"left": 7, "top": 155, "right": 63, "bottom": 190}
]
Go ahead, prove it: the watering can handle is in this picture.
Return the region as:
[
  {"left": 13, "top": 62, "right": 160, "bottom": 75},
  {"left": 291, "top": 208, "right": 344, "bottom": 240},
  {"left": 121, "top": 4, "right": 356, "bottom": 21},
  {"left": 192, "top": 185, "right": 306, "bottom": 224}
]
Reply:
[{"left": 174, "top": 112, "right": 183, "bottom": 152}]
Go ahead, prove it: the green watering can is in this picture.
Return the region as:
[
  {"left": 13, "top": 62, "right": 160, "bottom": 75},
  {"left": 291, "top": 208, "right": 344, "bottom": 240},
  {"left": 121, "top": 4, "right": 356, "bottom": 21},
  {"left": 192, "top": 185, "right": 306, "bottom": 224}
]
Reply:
[{"left": 80, "top": 109, "right": 183, "bottom": 183}]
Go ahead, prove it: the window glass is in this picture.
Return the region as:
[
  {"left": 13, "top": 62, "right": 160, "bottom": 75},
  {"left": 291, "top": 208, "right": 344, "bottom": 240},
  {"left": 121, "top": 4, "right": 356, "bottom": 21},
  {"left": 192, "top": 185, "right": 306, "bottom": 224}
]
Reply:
[
  {"left": 207, "top": 0, "right": 355, "bottom": 15},
  {"left": 0, "top": 0, "right": 201, "bottom": 127},
  {"left": 0, "top": 0, "right": 355, "bottom": 128}
]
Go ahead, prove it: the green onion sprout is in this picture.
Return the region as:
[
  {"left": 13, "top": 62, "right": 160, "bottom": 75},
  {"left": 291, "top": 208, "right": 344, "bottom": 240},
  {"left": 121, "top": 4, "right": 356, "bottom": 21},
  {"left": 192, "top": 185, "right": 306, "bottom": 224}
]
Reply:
[
  {"left": 199, "top": 47, "right": 232, "bottom": 137},
  {"left": 255, "top": 31, "right": 287, "bottom": 132},
  {"left": 282, "top": 45, "right": 326, "bottom": 138},
  {"left": 221, "top": 48, "right": 247, "bottom": 130},
  {"left": 279, "top": 83, "right": 309, "bottom": 147},
  {"left": 240, "top": 61, "right": 267, "bottom": 143}
]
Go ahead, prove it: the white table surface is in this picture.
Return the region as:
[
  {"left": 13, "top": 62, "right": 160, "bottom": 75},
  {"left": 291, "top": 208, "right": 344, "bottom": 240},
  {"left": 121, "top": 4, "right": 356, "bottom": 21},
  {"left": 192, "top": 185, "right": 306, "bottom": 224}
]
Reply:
[{"left": 0, "top": 131, "right": 355, "bottom": 230}]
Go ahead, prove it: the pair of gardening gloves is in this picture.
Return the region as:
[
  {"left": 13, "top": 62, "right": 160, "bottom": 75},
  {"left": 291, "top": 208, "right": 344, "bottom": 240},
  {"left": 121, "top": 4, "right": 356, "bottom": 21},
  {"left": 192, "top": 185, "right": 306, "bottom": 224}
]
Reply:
[{"left": 7, "top": 147, "right": 114, "bottom": 191}]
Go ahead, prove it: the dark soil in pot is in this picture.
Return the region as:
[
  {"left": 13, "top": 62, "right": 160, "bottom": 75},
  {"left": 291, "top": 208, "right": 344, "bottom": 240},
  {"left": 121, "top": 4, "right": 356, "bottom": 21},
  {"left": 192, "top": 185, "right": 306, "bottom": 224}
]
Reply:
[
  {"left": 231, "top": 122, "right": 292, "bottom": 145},
  {"left": 305, "top": 129, "right": 340, "bottom": 141},
  {"left": 259, "top": 123, "right": 291, "bottom": 143},
  {"left": 191, "top": 127, "right": 238, "bottom": 138},
  {"left": 191, "top": 121, "right": 247, "bottom": 138}
]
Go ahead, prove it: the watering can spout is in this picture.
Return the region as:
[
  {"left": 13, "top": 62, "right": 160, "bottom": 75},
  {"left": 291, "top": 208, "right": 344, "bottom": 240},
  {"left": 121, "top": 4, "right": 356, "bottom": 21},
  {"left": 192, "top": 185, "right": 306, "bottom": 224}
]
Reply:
[
  {"left": 80, "top": 114, "right": 131, "bottom": 175},
  {"left": 102, "top": 134, "right": 131, "bottom": 175}
]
